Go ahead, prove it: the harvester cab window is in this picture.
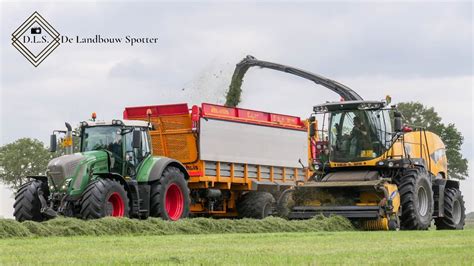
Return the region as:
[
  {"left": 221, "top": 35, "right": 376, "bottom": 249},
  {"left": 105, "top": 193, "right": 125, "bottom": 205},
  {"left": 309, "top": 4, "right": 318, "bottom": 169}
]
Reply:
[{"left": 329, "top": 110, "right": 389, "bottom": 162}]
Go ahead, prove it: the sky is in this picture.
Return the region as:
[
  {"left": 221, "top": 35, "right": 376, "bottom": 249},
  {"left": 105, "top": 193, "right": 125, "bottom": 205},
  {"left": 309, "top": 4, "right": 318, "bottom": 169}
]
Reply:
[{"left": 0, "top": 1, "right": 472, "bottom": 218}]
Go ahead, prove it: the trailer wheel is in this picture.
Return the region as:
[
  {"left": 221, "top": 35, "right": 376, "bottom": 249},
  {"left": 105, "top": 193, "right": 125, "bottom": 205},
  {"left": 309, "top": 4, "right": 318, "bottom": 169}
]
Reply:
[
  {"left": 13, "top": 180, "right": 48, "bottom": 222},
  {"left": 276, "top": 189, "right": 295, "bottom": 219},
  {"left": 435, "top": 188, "right": 465, "bottom": 230},
  {"left": 397, "top": 167, "right": 433, "bottom": 230},
  {"left": 149, "top": 166, "right": 190, "bottom": 221},
  {"left": 237, "top": 191, "right": 275, "bottom": 219},
  {"left": 80, "top": 178, "right": 130, "bottom": 219}
]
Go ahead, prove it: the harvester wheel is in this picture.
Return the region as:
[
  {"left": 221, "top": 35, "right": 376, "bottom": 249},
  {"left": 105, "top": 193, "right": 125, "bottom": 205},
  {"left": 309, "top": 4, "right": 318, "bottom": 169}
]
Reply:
[
  {"left": 80, "top": 178, "right": 130, "bottom": 219},
  {"left": 398, "top": 168, "right": 433, "bottom": 230},
  {"left": 435, "top": 188, "right": 465, "bottom": 230},
  {"left": 237, "top": 191, "right": 275, "bottom": 219},
  {"left": 149, "top": 166, "right": 190, "bottom": 221},
  {"left": 13, "top": 180, "right": 49, "bottom": 222}
]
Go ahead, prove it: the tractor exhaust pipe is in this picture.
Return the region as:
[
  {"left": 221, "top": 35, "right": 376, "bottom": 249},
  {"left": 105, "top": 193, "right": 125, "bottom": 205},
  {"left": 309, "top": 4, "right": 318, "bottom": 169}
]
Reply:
[{"left": 64, "top": 122, "right": 73, "bottom": 155}]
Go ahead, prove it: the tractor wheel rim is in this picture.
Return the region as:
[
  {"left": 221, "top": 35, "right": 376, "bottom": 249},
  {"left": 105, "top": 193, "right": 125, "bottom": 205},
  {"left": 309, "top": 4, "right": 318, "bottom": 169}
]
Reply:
[
  {"left": 165, "top": 183, "right": 184, "bottom": 221},
  {"left": 453, "top": 200, "right": 461, "bottom": 225},
  {"left": 417, "top": 186, "right": 428, "bottom": 217},
  {"left": 107, "top": 192, "right": 125, "bottom": 217}
]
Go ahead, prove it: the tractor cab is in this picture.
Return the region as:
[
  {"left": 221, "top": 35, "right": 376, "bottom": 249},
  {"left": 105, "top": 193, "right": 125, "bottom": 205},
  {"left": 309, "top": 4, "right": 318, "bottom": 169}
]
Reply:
[{"left": 78, "top": 119, "right": 152, "bottom": 177}]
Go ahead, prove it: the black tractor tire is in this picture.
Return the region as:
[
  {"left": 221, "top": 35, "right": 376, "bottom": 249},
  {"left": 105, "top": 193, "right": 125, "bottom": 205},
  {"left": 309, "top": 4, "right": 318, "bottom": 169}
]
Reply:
[
  {"left": 149, "top": 166, "right": 190, "bottom": 221},
  {"left": 237, "top": 191, "right": 276, "bottom": 219},
  {"left": 435, "top": 188, "right": 465, "bottom": 230},
  {"left": 80, "top": 178, "right": 130, "bottom": 219},
  {"left": 398, "top": 167, "right": 434, "bottom": 230},
  {"left": 13, "top": 180, "right": 49, "bottom": 222},
  {"left": 275, "top": 189, "right": 295, "bottom": 219}
]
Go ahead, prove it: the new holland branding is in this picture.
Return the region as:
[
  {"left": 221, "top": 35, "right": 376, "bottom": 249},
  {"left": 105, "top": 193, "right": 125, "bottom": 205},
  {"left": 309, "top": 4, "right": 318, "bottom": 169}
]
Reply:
[{"left": 12, "top": 12, "right": 159, "bottom": 67}]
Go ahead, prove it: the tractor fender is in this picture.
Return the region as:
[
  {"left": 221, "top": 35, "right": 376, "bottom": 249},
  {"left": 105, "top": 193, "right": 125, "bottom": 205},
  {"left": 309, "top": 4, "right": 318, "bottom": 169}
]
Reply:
[
  {"left": 95, "top": 173, "right": 130, "bottom": 192},
  {"left": 27, "top": 175, "right": 48, "bottom": 183},
  {"left": 138, "top": 157, "right": 189, "bottom": 183}
]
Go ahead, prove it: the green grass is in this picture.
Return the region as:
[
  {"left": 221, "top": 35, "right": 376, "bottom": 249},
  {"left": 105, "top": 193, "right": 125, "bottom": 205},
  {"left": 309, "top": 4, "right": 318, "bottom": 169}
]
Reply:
[{"left": 0, "top": 229, "right": 473, "bottom": 265}]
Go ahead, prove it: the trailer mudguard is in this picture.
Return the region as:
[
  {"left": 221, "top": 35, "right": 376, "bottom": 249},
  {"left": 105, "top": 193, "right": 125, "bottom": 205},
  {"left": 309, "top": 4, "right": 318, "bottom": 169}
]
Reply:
[{"left": 136, "top": 156, "right": 189, "bottom": 183}]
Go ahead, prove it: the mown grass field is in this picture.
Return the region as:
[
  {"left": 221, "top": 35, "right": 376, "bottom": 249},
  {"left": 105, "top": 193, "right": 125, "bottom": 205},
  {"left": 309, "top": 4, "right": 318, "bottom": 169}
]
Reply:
[{"left": 1, "top": 226, "right": 473, "bottom": 265}]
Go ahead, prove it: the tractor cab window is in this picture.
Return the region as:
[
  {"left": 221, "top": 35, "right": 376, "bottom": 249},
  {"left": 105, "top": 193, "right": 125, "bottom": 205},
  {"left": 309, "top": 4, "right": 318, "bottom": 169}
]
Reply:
[
  {"left": 329, "top": 110, "right": 391, "bottom": 162},
  {"left": 124, "top": 128, "right": 151, "bottom": 176},
  {"left": 81, "top": 126, "right": 123, "bottom": 174}
]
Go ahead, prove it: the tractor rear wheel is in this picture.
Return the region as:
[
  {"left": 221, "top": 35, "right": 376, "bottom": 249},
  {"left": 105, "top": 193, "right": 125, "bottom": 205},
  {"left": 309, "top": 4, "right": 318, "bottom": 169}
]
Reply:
[
  {"left": 398, "top": 167, "right": 434, "bottom": 230},
  {"left": 435, "top": 188, "right": 465, "bottom": 230},
  {"left": 237, "top": 191, "right": 275, "bottom": 219},
  {"left": 13, "top": 180, "right": 48, "bottom": 222},
  {"left": 80, "top": 178, "right": 129, "bottom": 219},
  {"left": 149, "top": 166, "right": 190, "bottom": 221}
]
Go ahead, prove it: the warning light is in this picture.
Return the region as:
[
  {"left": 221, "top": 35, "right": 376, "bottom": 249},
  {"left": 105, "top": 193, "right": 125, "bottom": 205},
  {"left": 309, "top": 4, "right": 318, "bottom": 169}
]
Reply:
[
  {"left": 91, "top": 112, "right": 97, "bottom": 121},
  {"left": 146, "top": 109, "right": 152, "bottom": 116}
]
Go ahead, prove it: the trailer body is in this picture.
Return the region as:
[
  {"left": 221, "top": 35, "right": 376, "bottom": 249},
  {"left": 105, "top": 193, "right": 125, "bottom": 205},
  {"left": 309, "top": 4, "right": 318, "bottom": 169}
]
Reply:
[{"left": 124, "top": 103, "right": 309, "bottom": 216}]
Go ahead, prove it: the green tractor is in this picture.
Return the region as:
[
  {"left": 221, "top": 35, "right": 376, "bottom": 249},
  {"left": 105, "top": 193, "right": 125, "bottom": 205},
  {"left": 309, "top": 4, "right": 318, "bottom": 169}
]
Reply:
[{"left": 14, "top": 116, "right": 191, "bottom": 221}]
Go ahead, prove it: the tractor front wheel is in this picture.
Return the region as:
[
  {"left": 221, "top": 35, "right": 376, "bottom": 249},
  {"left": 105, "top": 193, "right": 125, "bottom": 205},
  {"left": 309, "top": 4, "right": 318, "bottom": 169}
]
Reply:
[
  {"left": 80, "top": 178, "right": 129, "bottom": 219},
  {"left": 149, "top": 166, "right": 190, "bottom": 221},
  {"left": 13, "top": 180, "right": 49, "bottom": 222}
]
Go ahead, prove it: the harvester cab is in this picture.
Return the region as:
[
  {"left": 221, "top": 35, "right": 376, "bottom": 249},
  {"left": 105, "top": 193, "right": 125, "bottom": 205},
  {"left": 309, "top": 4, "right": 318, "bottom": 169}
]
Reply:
[{"left": 291, "top": 100, "right": 465, "bottom": 231}]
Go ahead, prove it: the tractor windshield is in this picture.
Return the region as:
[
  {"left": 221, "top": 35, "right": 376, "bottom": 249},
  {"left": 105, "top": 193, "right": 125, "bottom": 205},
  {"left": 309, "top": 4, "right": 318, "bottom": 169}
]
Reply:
[
  {"left": 82, "top": 126, "right": 123, "bottom": 153},
  {"left": 81, "top": 126, "right": 123, "bottom": 173},
  {"left": 329, "top": 109, "right": 392, "bottom": 162}
]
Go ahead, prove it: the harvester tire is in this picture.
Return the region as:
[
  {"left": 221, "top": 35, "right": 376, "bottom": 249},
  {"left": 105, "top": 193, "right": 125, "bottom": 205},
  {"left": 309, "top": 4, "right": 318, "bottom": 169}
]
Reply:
[
  {"left": 398, "top": 167, "right": 433, "bottom": 230},
  {"left": 13, "top": 180, "right": 48, "bottom": 222},
  {"left": 149, "top": 166, "right": 190, "bottom": 221},
  {"left": 435, "top": 188, "right": 465, "bottom": 230},
  {"left": 80, "top": 178, "right": 130, "bottom": 219},
  {"left": 237, "top": 191, "right": 275, "bottom": 219}
]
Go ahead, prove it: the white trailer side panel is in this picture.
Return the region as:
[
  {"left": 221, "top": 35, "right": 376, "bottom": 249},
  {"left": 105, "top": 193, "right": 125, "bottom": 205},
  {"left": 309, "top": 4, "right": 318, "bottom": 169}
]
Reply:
[{"left": 199, "top": 118, "right": 307, "bottom": 168}]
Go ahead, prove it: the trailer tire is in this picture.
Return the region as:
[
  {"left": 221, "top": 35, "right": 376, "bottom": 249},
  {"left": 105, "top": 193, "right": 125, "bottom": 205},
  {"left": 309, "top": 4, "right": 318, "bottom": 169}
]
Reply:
[
  {"left": 237, "top": 191, "right": 275, "bottom": 219},
  {"left": 13, "top": 180, "right": 48, "bottom": 222},
  {"left": 398, "top": 167, "right": 433, "bottom": 230},
  {"left": 276, "top": 189, "right": 295, "bottom": 219},
  {"left": 80, "top": 178, "right": 129, "bottom": 219},
  {"left": 435, "top": 188, "right": 465, "bottom": 230},
  {"left": 149, "top": 166, "right": 190, "bottom": 221}
]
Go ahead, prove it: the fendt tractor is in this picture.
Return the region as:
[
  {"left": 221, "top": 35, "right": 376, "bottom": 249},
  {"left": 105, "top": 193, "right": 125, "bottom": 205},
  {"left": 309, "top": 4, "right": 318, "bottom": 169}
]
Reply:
[
  {"left": 228, "top": 55, "right": 466, "bottom": 230},
  {"left": 14, "top": 104, "right": 309, "bottom": 221}
]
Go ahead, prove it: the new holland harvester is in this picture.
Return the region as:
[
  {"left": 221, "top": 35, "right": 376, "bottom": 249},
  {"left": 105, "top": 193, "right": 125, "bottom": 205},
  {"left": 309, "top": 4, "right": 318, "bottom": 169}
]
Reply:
[{"left": 228, "top": 55, "right": 466, "bottom": 230}]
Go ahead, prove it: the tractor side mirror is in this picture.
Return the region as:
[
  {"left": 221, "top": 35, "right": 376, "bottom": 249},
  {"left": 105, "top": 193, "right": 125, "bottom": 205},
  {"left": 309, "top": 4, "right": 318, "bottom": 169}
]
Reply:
[
  {"left": 49, "top": 134, "right": 57, "bottom": 152},
  {"left": 309, "top": 116, "right": 316, "bottom": 137},
  {"left": 394, "top": 111, "right": 403, "bottom": 132},
  {"left": 132, "top": 130, "right": 142, "bottom": 149}
]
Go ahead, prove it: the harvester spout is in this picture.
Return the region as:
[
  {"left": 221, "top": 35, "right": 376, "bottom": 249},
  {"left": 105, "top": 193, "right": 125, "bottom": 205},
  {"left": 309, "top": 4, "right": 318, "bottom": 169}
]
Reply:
[{"left": 225, "top": 55, "right": 363, "bottom": 107}]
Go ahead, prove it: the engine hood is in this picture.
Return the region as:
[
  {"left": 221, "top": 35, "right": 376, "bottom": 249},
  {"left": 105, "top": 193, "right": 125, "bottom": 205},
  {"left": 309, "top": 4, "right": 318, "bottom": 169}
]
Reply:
[
  {"left": 47, "top": 153, "right": 85, "bottom": 188},
  {"left": 47, "top": 151, "right": 110, "bottom": 191}
]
